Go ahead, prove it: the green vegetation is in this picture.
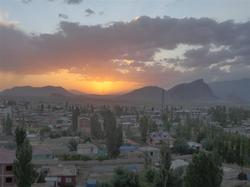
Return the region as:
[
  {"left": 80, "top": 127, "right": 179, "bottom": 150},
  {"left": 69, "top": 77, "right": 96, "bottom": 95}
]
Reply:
[
  {"left": 1, "top": 114, "right": 13, "bottom": 135},
  {"left": 172, "top": 138, "right": 193, "bottom": 155},
  {"left": 60, "top": 154, "right": 92, "bottom": 161},
  {"left": 72, "top": 107, "right": 80, "bottom": 131},
  {"left": 139, "top": 115, "right": 150, "bottom": 143},
  {"left": 206, "top": 127, "right": 250, "bottom": 166},
  {"left": 103, "top": 110, "right": 123, "bottom": 158},
  {"left": 67, "top": 138, "right": 78, "bottom": 152},
  {"left": 91, "top": 113, "right": 104, "bottom": 139},
  {"left": 14, "top": 127, "right": 36, "bottom": 187},
  {"left": 185, "top": 151, "right": 223, "bottom": 187},
  {"left": 209, "top": 106, "right": 250, "bottom": 127},
  {"left": 98, "top": 167, "right": 140, "bottom": 187}
]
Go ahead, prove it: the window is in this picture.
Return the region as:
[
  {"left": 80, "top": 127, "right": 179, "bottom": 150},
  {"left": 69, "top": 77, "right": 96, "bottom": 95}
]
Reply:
[
  {"left": 6, "top": 165, "right": 13, "bottom": 171},
  {"left": 5, "top": 177, "right": 13, "bottom": 183},
  {"left": 65, "top": 177, "right": 72, "bottom": 183}
]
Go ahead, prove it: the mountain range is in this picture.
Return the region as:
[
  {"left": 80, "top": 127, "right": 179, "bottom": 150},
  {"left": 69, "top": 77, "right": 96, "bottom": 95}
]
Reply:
[
  {"left": 119, "top": 79, "right": 217, "bottom": 104},
  {"left": 0, "top": 86, "right": 73, "bottom": 97},
  {"left": 209, "top": 78, "right": 250, "bottom": 102},
  {"left": 1, "top": 78, "right": 250, "bottom": 104}
]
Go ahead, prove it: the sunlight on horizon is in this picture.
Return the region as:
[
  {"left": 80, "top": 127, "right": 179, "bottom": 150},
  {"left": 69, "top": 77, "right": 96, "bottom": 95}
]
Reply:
[{"left": 0, "top": 70, "right": 141, "bottom": 95}]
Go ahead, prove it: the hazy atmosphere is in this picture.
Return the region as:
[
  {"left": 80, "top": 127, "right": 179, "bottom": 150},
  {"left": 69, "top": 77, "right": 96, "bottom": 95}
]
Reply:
[
  {"left": 2, "top": 1, "right": 250, "bottom": 187},
  {"left": 1, "top": 0, "right": 250, "bottom": 94}
]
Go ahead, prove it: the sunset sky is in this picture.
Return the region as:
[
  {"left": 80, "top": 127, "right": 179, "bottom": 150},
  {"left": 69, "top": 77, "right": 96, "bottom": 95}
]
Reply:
[{"left": 1, "top": 0, "right": 250, "bottom": 94}]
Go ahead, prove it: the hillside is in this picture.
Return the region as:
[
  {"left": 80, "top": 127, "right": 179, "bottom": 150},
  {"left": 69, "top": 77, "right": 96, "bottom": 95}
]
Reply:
[
  {"left": 0, "top": 86, "right": 73, "bottom": 97},
  {"left": 209, "top": 78, "right": 250, "bottom": 102},
  {"left": 120, "top": 79, "right": 217, "bottom": 104}
]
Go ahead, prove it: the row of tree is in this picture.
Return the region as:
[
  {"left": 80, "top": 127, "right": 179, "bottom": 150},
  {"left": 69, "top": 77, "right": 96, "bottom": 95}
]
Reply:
[
  {"left": 90, "top": 110, "right": 123, "bottom": 158},
  {"left": 1, "top": 114, "right": 12, "bottom": 135},
  {"left": 98, "top": 143, "right": 222, "bottom": 187},
  {"left": 209, "top": 106, "right": 250, "bottom": 127}
]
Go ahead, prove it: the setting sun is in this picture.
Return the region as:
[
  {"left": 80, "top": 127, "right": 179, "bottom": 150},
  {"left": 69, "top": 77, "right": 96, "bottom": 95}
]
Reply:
[
  {"left": 90, "top": 81, "right": 115, "bottom": 94},
  {"left": 0, "top": 70, "right": 141, "bottom": 95},
  {"left": 86, "top": 81, "right": 141, "bottom": 95}
]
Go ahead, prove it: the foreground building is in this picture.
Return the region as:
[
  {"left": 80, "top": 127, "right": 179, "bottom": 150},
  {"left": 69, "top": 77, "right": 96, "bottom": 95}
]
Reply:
[
  {"left": 0, "top": 148, "right": 16, "bottom": 187},
  {"left": 45, "top": 165, "right": 77, "bottom": 187}
]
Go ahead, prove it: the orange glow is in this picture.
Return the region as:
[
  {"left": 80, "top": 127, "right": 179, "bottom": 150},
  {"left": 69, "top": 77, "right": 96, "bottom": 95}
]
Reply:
[
  {"left": 0, "top": 70, "right": 141, "bottom": 95},
  {"left": 86, "top": 81, "right": 139, "bottom": 94}
]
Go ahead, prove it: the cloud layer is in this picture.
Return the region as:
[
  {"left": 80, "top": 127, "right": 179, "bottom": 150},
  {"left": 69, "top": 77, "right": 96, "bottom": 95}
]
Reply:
[
  {"left": 1, "top": 16, "right": 250, "bottom": 87},
  {"left": 22, "top": 0, "right": 83, "bottom": 4}
]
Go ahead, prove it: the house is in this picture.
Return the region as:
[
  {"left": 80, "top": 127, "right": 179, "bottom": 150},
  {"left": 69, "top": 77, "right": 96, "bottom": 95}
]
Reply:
[
  {"left": 45, "top": 165, "right": 77, "bottom": 187},
  {"left": 147, "top": 131, "right": 174, "bottom": 146},
  {"left": 119, "top": 145, "right": 138, "bottom": 154},
  {"left": 32, "top": 146, "right": 54, "bottom": 161},
  {"left": 53, "top": 116, "right": 71, "bottom": 130},
  {"left": 0, "top": 148, "right": 16, "bottom": 187},
  {"left": 77, "top": 143, "right": 98, "bottom": 157}
]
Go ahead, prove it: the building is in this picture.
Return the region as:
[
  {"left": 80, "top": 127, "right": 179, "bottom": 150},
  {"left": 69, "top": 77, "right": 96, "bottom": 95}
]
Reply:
[
  {"left": 78, "top": 117, "right": 91, "bottom": 135},
  {"left": 147, "top": 131, "right": 174, "bottom": 146},
  {"left": 77, "top": 143, "right": 98, "bottom": 157},
  {"left": 119, "top": 145, "right": 138, "bottom": 154},
  {"left": 32, "top": 146, "right": 54, "bottom": 161},
  {"left": 45, "top": 165, "right": 77, "bottom": 187},
  {"left": 0, "top": 148, "right": 16, "bottom": 187}
]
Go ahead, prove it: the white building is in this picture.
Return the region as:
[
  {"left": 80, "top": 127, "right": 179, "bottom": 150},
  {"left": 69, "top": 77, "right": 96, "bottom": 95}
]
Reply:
[{"left": 77, "top": 143, "right": 98, "bottom": 157}]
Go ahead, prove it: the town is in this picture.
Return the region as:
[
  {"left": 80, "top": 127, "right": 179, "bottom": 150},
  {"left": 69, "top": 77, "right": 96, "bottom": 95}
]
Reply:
[
  {"left": 1, "top": 0, "right": 250, "bottom": 186},
  {"left": 1, "top": 96, "right": 250, "bottom": 187}
]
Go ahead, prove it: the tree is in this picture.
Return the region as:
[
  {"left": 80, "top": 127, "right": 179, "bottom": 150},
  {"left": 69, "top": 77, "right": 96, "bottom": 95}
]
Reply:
[
  {"left": 157, "top": 143, "right": 172, "bottom": 187},
  {"left": 111, "top": 167, "right": 140, "bottom": 187},
  {"left": 1, "top": 117, "right": 5, "bottom": 134},
  {"left": 14, "top": 127, "right": 36, "bottom": 187},
  {"left": 151, "top": 143, "right": 183, "bottom": 187},
  {"left": 162, "top": 112, "right": 171, "bottom": 131},
  {"left": 4, "top": 114, "right": 12, "bottom": 135},
  {"left": 68, "top": 138, "right": 78, "bottom": 152},
  {"left": 103, "top": 110, "right": 122, "bottom": 158},
  {"left": 90, "top": 113, "right": 103, "bottom": 139},
  {"left": 15, "top": 126, "right": 26, "bottom": 147},
  {"left": 72, "top": 107, "right": 80, "bottom": 132},
  {"left": 139, "top": 116, "right": 149, "bottom": 143},
  {"left": 185, "top": 151, "right": 223, "bottom": 187},
  {"left": 172, "top": 138, "right": 191, "bottom": 155}
]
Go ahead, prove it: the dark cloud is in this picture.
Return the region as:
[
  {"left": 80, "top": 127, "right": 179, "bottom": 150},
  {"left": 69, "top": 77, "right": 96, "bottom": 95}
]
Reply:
[
  {"left": 85, "top": 8, "right": 95, "bottom": 16},
  {"left": 21, "top": 0, "right": 32, "bottom": 4},
  {"left": 1, "top": 16, "right": 250, "bottom": 84},
  {"left": 58, "top": 13, "right": 69, "bottom": 19},
  {"left": 64, "top": 0, "right": 83, "bottom": 4},
  {"left": 21, "top": 0, "right": 83, "bottom": 4}
]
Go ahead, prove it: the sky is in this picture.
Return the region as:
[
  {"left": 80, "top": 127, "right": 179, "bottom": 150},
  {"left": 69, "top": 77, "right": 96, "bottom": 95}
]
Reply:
[{"left": 1, "top": 0, "right": 250, "bottom": 94}]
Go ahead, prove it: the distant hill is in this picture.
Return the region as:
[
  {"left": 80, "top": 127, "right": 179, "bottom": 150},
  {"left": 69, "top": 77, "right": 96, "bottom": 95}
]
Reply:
[
  {"left": 120, "top": 86, "right": 164, "bottom": 104},
  {"left": 209, "top": 78, "right": 250, "bottom": 102},
  {"left": 120, "top": 79, "right": 217, "bottom": 104},
  {"left": 166, "top": 79, "right": 217, "bottom": 103},
  {"left": 69, "top": 89, "right": 86, "bottom": 95},
  {"left": 0, "top": 86, "right": 73, "bottom": 97}
]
